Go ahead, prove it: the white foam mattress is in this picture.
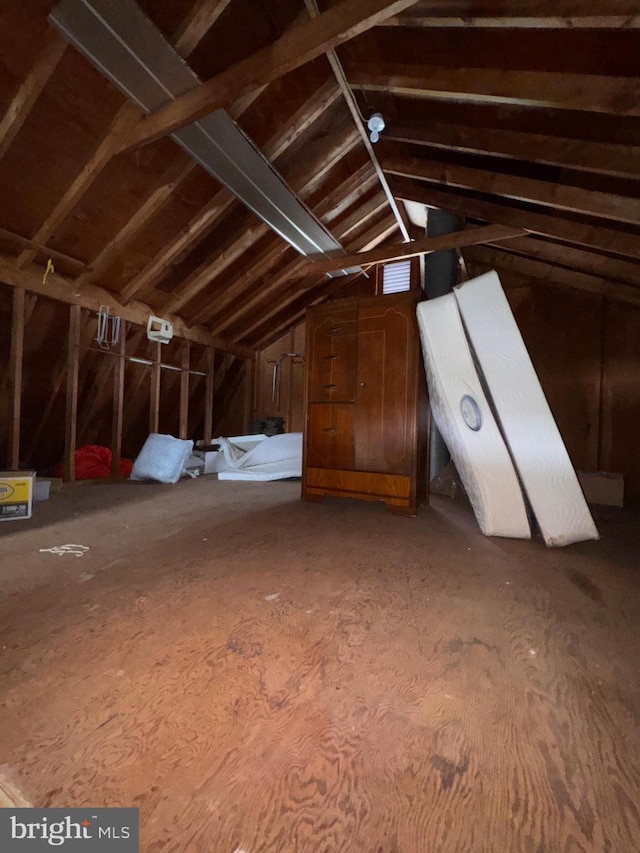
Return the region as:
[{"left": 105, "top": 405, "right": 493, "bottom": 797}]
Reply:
[
  {"left": 416, "top": 296, "right": 530, "bottom": 539},
  {"left": 454, "top": 271, "right": 598, "bottom": 547}
]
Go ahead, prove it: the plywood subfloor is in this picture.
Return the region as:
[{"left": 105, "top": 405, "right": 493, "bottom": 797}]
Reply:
[{"left": 1, "top": 479, "right": 639, "bottom": 852}]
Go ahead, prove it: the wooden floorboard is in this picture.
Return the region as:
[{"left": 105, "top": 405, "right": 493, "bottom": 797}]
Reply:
[{"left": 0, "top": 480, "right": 639, "bottom": 851}]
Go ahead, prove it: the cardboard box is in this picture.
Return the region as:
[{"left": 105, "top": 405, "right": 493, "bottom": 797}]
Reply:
[
  {"left": 578, "top": 471, "right": 624, "bottom": 507},
  {"left": 194, "top": 435, "right": 267, "bottom": 474},
  {"left": 0, "top": 470, "right": 36, "bottom": 521}
]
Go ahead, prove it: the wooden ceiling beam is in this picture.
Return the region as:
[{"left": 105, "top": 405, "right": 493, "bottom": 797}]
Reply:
[
  {"left": 0, "top": 254, "right": 254, "bottom": 359},
  {"left": 260, "top": 79, "right": 342, "bottom": 163},
  {"left": 464, "top": 245, "right": 640, "bottom": 307},
  {"left": 162, "top": 126, "right": 361, "bottom": 314},
  {"left": 80, "top": 73, "right": 300, "bottom": 295},
  {"left": 17, "top": 3, "right": 230, "bottom": 270},
  {"left": 483, "top": 235, "right": 640, "bottom": 288},
  {"left": 164, "top": 219, "right": 270, "bottom": 314},
  {"left": 189, "top": 240, "right": 294, "bottom": 326},
  {"left": 16, "top": 100, "right": 143, "bottom": 269},
  {"left": 246, "top": 216, "right": 399, "bottom": 346},
  {"left": 337, "top": 192, "right": 389, "bottom": 242},
  {"left": 302, "top": 0, "right": 411, "bottom": 242},
  {"left": 386, "top": 120, "right": 640, "bottom": 180},
  {"left": 219, "top": 257, "right": 315, "bottom": 339},
  {"left": 0, "top": 28, "right": 67, "bottom": 163},
  {"left": 282, "top": 126, "right": 362, "bottom": 200},
  {"left": 190, "top": 162, "right": 379, "bottom": 327},
  {"left": 294, "top": 224, "right": 525, "bottom": 278},
  {"left": 389, "top": 176, "right": 640, "bottom": 261},
  {"left": 347, "top": 62, "right": 640, "bottom": 117},
  {"left": 248, "top": 270, "right": 365, "bottom": 348},
  {"left": 385, "top": 0, "right": 640, "bottom": 15},
  {"left": 231, "top": 214, "right": 397, "bottom": 343},
  {"left": 122, "top": 0, "right": 422, "bottom": 151},
  {"left": 321, "top": 166, "right": 379, "bottom": 227},
  {"left": 75, "top": 158, "right": 197, "bottom": 289},
  {"left": 0, "top": 226, "right": 85, "bottom": 272},
  {"left": 116, "top": 188, "right": 234, "bottom": 305},
  {"left": 119, "top": 79, "right": 341, "bottom": 304},
  {"left": 380, "top": 15, "right": 640, "bottom": 29},
  {"left": 172, "top": 0, "right": 233, "bottom": 56},
  {"left": 383, "top": 154, "right": 640, "bottom": 226}
]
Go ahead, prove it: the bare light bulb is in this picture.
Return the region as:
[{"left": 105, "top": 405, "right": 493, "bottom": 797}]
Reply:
[{"left": 367, "top": 112, "right": 385, "bottom": 144}]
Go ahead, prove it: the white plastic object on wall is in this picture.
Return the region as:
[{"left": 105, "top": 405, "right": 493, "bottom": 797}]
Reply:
[{"left": 147, "top": 315, "right": 174, "bottom": 344}]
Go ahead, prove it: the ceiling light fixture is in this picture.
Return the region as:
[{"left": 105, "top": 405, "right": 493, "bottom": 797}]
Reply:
[{"left": 367, "top": 112, "right": 385, "bottom": 144}]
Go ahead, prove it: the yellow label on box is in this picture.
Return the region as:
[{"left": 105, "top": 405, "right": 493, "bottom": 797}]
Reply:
[{"left": 0, "top": 480, "right": 32, "bottom": 504}]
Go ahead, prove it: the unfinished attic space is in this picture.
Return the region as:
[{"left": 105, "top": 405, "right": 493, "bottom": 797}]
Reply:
[{"left": 2, "top": 0, "right": 640, "bottom": 849}]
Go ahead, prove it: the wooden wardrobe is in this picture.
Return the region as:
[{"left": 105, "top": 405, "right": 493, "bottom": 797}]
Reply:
[{"left": 301, "top": 291, "right": 429, "bottom": 516}]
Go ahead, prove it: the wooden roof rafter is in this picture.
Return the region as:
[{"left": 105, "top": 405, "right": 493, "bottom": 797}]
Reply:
[
  {"left": 244, "top": 213, "right": 403, "bottom": 348},
  {"left": 118, "top": 76, "right": 343, "bottom": 306},
  {"left": 0, "top": 252, "right": 254, "bottom": 359},
  {"left": 389, "top": 177, "right": 640, "bottom": 261},
  {"left": 160, "top": 100, "right": 360, "bottom": 314},
  {"left": 482, "top": 234, "right": 640, "bottom": 290},
  {"left": 382, "top": 152, "right": 640, "bottom": 226},
  {"left": 14, "top": 0, "right": 240, "bottom": 271},
  {"left": 464, "top": 246, "right": 640, "bottom": 307},
  {"left": 347, "top": 62, "right": 640, "bottom": 118},
  {"left": 191, "top": 156, "right": 384, "bottom": 328},
  {"left": 121, "top": 0, "right": 424, "bottom": 151},
  {"left": 0, "top": 28, "right": 67, "bottom": 163},
  {"left": 223, "top": 210, "right": 400, "bottom": 344},
  {"left": 293, "top": 223, "right": 527, "bottom": 278},
  {"left": 385, "top": 119, "right": 640, "bottom": 181}
]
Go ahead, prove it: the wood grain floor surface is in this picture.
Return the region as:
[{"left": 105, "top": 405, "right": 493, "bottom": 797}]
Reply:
[{"left": 0, "top": 480, "right": 639, "bottom": 852}]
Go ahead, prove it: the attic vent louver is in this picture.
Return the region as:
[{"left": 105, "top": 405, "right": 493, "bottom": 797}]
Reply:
[{"left": 382, "top": 260, "right": 411, "bottom": 294}]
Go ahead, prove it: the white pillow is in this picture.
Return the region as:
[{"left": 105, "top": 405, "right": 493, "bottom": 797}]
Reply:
[{"left": 130, "top": 434, "right": 194, "bottom": 484}]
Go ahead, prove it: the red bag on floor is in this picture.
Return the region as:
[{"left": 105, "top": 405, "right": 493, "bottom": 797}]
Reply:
[
  {"left": 118, "top": 458, "right": 133, "bottom": 477},
  {"left": 55, "top": 445, "right": 131, "bottom": 479}
]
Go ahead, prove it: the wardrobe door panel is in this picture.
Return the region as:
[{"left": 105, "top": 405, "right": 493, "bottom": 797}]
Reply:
[
  {"left": 354, "top": 302, "right": 415, "bottom": 475},
  {"left": 307, "top": 309, "right": 357, "bottom": 403},
  {"left": 306, "top": 403, "right": 355, "bottom": 470}
]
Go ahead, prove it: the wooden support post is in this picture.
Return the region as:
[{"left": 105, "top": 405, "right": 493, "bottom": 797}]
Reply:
[
  {"left": 64, "top": 305, "right": 82, "bottom": 482},
  {"left": 8, "top": 288, "right": 26, "bottom": 469},
  {"left": 203, "top": 348, "right": 215, "bottom": 444},
  {"left": 111, "top": 320, "right": 127, "bottom": 476},
  {"left": 149, "top": 341, "right": 162, "bottom": 434},
  {"left": 179, "top": 340, "right": 191, "bottom": 439}
]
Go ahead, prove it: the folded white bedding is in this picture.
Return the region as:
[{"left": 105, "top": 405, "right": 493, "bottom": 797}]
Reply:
[
  {"left": 218, "top": 460, "right": 302, "bottom": 481},
  {"left": 215, "top": 432, "right": 303, "bottom": 475}
]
